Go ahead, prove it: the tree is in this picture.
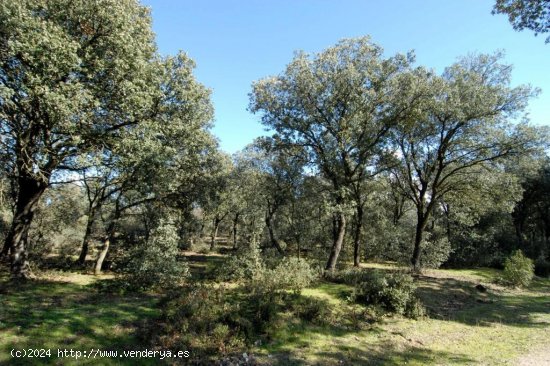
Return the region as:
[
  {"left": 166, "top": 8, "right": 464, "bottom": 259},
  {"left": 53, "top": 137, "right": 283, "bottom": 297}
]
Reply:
[
  {"left": 513, "top": 159, "right": 550, "bottom": 257},
  {"left": 91, "top": 52, "right": 216, "bottom": 274},
  {"left": 242, "top": 138, "right": 306, "bottom": 254},
  {"left": 200, "top": 153, "right": 233, "bottom": 251},
  {"left": 391, "top": 52, "right": 543, "bottom": 270},
  {"left": 250, "top": 37, "right": 414, "bottom": 271},
  {"left": 0, "top": 0, "right": 158, "bottom": 277},
  {"left": 493, "top": 0, "right": 550, "bottom": 43}
]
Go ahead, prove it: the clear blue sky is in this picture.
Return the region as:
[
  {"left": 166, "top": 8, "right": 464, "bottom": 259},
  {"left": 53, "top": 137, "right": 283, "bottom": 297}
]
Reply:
[{"left": 141, "top": 0, "right": 549, "bottom": 154}]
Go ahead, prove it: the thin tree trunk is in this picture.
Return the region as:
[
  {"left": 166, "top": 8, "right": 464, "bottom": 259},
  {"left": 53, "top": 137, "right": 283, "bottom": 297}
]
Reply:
[
  {"left": 232, "top": 213, "right": 239, "bottom": 249},
  {"left": 210, "top": 217, "right": 221, "bottom": 250},
  {"left": 326, "top": 212, "right": 346, "bottom": 271},
  {"left": 5, "top": 174, "right": 48, "bottom": 278},
  {"left": 94, "top": 236, "right": 110, "bottom": 275},
  {"left": 265, "top": 210, "right": 284, "bottom": 254},
  {"left": 353, "top": 205, "right": 364, "bottom": 267},
  {"left": 95, "top": 203, "right": 120, "bottom": 275},
  {"left": 0, "top": 238, "right": 10, "bottom": 258},
  {"left": 77, "top": 205, "right": 98, "bottom": 265},
  {"left": 542, "top": 209, "right": 549, "bottom": 257}
]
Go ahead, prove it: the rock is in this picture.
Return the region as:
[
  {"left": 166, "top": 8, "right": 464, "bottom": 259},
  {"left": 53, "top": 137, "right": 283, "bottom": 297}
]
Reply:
[{"left": 475, "top": 284, "right": 487, "bottom": 292}]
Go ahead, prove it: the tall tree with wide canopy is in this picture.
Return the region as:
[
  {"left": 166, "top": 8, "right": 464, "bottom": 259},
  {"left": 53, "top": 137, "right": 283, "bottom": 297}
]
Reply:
[
  {"left": 250, "top": 37, "right": 414, "bottom": 270},
  {"left": 0, "top": 0, "right": 158, "bottom": 277},
  {"left": 391, "top": 52, "right": 543, "bottom": 270}
]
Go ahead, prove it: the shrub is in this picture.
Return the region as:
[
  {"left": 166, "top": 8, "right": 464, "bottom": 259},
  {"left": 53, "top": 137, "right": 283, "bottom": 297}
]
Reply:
[
  {"left": 293, "top": 297, "right": 332, "bottom": 324},
  {"left": 222, "top": 245, "right": 318, "bottom": 295},
  {"left": 257, "top": 257, "right": 317, "bottom": 294},
  {"left": 160, "top": 284, "right": 246, "bottom": 360},
  {"left": 219, "top": 243, "right": 264, "bottom": 282},
  {"left": 420, "top": 234, "right": 452, "bottom": 269},
  {"left": 534, "top": 256, "right": 550, "bottom": 278},
  {"left": 502, "top": 250, "right": 534, "bottom": 287},
  {"left": 405, "top": 297, "right": 426, "bottom": 319},
  {"left": 125, "top": 221, "right": 189, "bottom": 290},
  {"left": 351, "top": 271, "right": 424, "bottom": 319},
  {"left": 324, "top": 267, "right": 373, "bottom": 285}
]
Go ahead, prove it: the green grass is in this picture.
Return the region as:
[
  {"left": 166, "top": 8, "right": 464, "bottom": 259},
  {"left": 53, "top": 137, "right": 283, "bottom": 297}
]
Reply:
[
  {"left": 0, "top": 272, "right": 161, "bottom": 365},
  {"left": 253, "top": 266, "right": 550, "bottom": 365},
  {"left": 1, "top": 256, "right": 549, "bottom": 365}
]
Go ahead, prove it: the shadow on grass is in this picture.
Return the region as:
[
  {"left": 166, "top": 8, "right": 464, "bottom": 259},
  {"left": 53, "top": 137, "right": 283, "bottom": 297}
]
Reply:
[
  {"left": 0, "top": 277, "right": 162, "bottom": 365},
  {"left": 262, "top": 341, "right": 477, "bottom": 365},
  {"left": 415, "top": 275, "right": 550, "bottom": 329},
  {"left": 184, "top": 253, "right": 228, "bottom": 281}
]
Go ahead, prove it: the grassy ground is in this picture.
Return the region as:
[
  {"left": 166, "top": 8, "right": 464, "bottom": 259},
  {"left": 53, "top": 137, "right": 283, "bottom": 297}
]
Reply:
[
  {"left": 253, "top": 263, "right": 550, "bottom": 365},
  {"left": 0, "top": 270, "right": 161, "bottom": 365},
  {"left": 1, "top": 255, "right": 549, "bottom": 365}
]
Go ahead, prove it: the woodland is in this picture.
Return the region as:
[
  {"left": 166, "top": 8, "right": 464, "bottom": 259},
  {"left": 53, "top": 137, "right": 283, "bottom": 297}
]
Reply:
[{"left": 1, "top": 0, "right": 549, "bottom": 365}]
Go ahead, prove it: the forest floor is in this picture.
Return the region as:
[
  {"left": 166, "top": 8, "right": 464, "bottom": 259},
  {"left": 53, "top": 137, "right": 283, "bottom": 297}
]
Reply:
[{"left": 0, "top": 252, "right": 549, "bottom": 365}]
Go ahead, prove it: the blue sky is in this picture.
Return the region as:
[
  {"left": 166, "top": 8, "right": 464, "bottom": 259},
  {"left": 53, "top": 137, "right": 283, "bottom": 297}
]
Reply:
[{"left": 142, "top": 0, "right": 549, "bottom": 154}]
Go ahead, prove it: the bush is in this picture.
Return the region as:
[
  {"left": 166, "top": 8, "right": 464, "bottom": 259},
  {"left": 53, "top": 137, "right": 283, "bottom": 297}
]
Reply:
[
  {"left": 255, "top": 257, "right": 317, "bottom": 294},
  {"left": 534, "top": 256, "right": 550, "bottom": 278},
  {"left": 293, "top": 297, "right": 332, "bottom": 324},
  {"left": 420, "top": 234, "right": 452, "bottom": 269},
  {"left": 324, "top": 267, "right": 373, "bottom": 285},
  {"left": 351, "top": 271, "right": 424, "bottom": 319},
  {"left": 405, "top": 297, "right": 426, "bottom": 319},
  {"left": 125, "top": 221, "right": 189, "bottom": 290},
  {"left": 222, "top": 245, "right": 318, "bottom": 295},
  {"left": 160, "top": 284, "right": 246, "bottom": 360},
  {"left": 502, "top": 250, "right": 534, "bottom": 287},
  {"left": 219, "top": 243, "right": 264, "bottom": 282}
]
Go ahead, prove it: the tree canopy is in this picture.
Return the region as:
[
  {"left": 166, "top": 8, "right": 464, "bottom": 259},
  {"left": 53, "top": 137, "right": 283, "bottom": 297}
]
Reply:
[{"left": 493, "top": 0, "right": 550, "bottom": 42}]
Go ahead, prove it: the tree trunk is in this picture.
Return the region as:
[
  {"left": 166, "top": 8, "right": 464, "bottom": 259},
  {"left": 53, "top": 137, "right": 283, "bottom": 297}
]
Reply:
[
  {"left": 542, "top": 208, "right": 549, "bottom": 257},
  {"left": 232, "top": 213, "right": 239, "bottom": 249},
  {"left": 4, "top": 174, "right": 48, "bottom": 278},
  {"left": 265, "top": 211, "right": 284, "bottom": 254},
  {"left": 325, "top": 212, "right": 346, "bottom": 271},
  {"left": 0, "top": 237, "right": 11, "bottom": 258},
  {"left": 411, "top": 210, "right": 429, "bottom": 271},
  {"left": 94, "top": 236, "right": 110, "bottom": 275},
  {"left": 210, "top": 217, "right": 221, "bottom": 250},
  {"left": 94, "top": 205, "right": 120, "bottom": 275},
  {"left": 77, "top": 205, "right": 98, "bottom": 265},
  {"left": 353, "top": 205, "right": 364, "bottom": 267}
]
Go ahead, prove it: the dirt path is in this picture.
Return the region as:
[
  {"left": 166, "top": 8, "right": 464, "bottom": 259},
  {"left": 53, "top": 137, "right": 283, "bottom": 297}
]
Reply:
[{"left": 516, "top": 341, "right": 550, "bottom": 365}]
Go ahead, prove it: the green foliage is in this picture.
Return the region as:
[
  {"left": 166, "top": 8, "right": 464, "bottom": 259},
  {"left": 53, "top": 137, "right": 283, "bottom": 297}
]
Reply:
[
  {"left": 250, "top": 37, "right": 414, "bottom": 270},
  {"left": 222, "top": 245, "right": 318, "bottom": 294},
  {"left": 419, "top": 233, "right": 452, "bottom": 269},
  {"left": 292, "top": 296, "right": 333, "bottom": 324},
  {"left": 534, "top": 256, "right": 550, "bottom": 278},
  {"left": 29, "top": 185, "right": 88, "bottom": 260},
  {"left": 404, "top": 296, "right": 426, "bottom": 319},
  {"left": 493, "top": 0, "right": 550, "bottom": 42},
  {"left": 252, "top": 256, "right": 318, "bottom": 295},
  {"left": 351, "top": 271, "right": 425, "bottom": 319},
  {"left": 0, "top": 0, "right": 158, "bottom": 188},
  {"left": 220, "top": 243, "right": 265, "bottom": 282},
  {"left": 502, "top": 250, "right": 534, "bottom": 287},
  {"left": 125, "top": 222, "right": 189, "bottom": 290},
  {"left": 160, "top": 284, "right": 246, "bottom": 360},
  {"left": 327, "top": 267, "right": 423, "bottom": 318},
  {"left": 324, "top": 266, "right": 373, "bottom": 285}
]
